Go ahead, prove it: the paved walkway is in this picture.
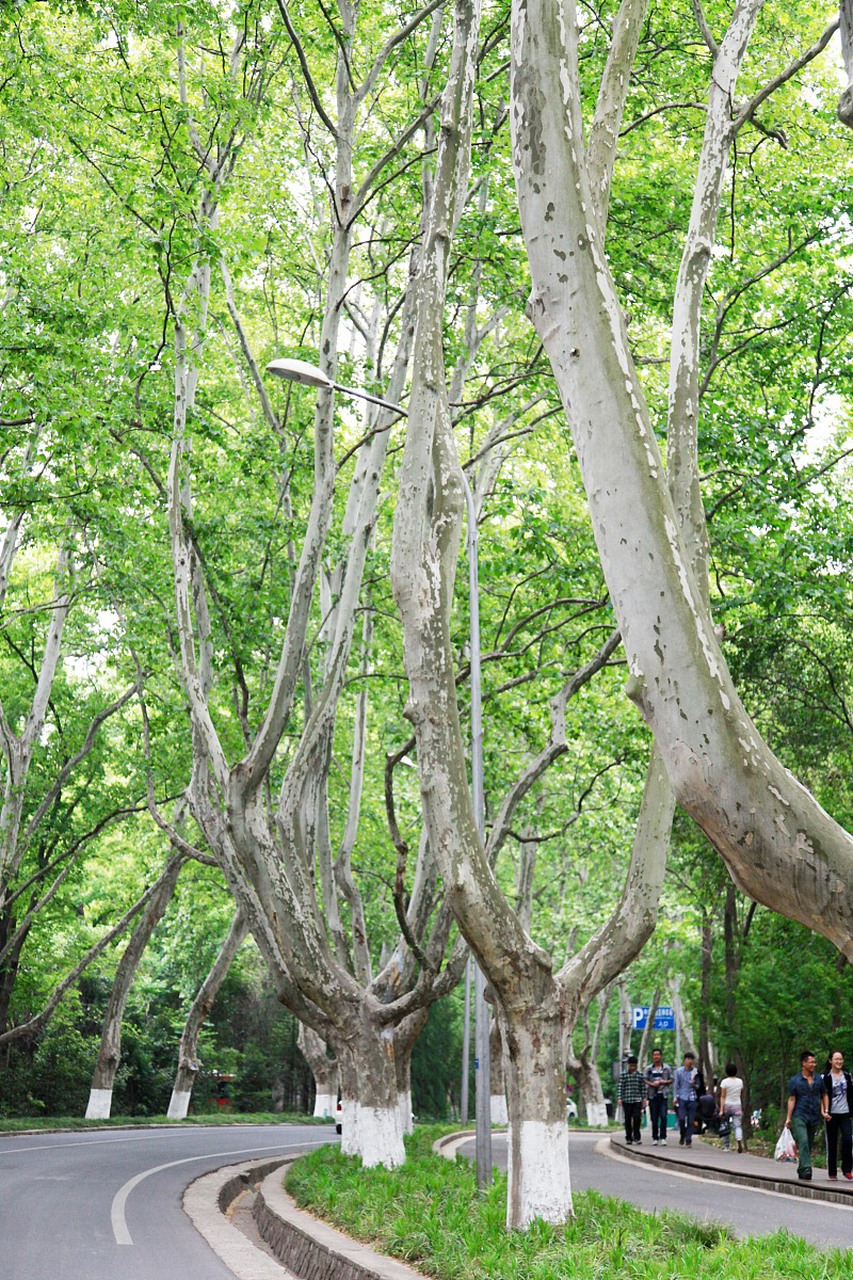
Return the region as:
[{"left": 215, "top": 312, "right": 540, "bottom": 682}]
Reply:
[
  {"left": 446, "top": 1128, "right": 853, "bottom": 1206},
  {"left": 608, "top": 1131, "right": 853, "bottom": 1205}
]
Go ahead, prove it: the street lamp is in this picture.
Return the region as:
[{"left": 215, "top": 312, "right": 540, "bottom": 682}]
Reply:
[
  {"left": 266, "top": 355, "right": 492, "bottom": 1186},
  {"left": 266, "top": 358, "right": 408, "bottom": 416}
]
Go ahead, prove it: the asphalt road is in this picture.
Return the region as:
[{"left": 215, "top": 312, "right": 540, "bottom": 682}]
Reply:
[
  {"left": 0, "top": 1122, "right": 331, "bottom": 1280},
  {"left": 7, "top": 1122, "right": 853, "bottom": 1280},
  {"left": 459, "top": 1132, "right": 853, "bottom": 1253}
]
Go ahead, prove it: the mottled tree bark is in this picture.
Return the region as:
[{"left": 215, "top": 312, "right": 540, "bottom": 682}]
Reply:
[
  {"left": 510, "top": 0, "right": 853, "bottom": 955},
  {"left": 167, "top": 908, "right": 249, "bottom": 1120},
  {"left": 85, "top": 854, "right": 185, "bottom": 1118}
]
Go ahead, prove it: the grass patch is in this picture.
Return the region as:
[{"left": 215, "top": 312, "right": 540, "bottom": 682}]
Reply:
[
  {"left": 0, "top": 1111, "right": 330, "bottom": 1133},
  {"left": 284, "top": 1125, "right": 853, "bottom": 1279}
]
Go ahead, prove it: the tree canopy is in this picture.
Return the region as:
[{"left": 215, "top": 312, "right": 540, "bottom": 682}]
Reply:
[{"left": 1, "top": 0, "right": 853, "bottom": 1231}]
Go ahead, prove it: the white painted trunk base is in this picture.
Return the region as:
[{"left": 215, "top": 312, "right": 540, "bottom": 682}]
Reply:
[
  {"left": 586, "top": 1101, "right": 609, "bottom": 1127},
  {"left": 397, "top": 1090, "right": 414, "bottom": 1135},
  {"left": 167, "top": 1089, "right": 193, "bottom": 1119},
  {"left": 341, "top": 1101, "right": 405, "bottom": 1168},
  {"left": 507, "top": 1120, "right": 572, "bottom": 1227},
  {"left": 339, "top": 1099, "right": 359, "bottom": 1156},
  {"left": 490, "top": 1094, "right": 508, "bottom": 1125},
  {"left": 313, "top": 1092, "right": 337, "bottom": 1119},
  {"left": 85, "top": 1088, "right": 113, "bottom": 1120}
]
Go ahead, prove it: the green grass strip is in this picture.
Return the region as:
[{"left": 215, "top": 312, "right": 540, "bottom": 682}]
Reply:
[{"left": 284, "top": 1126, "right": 853, "bottom": 1280}]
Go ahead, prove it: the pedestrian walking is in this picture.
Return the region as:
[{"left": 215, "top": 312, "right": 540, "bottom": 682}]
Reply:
[
  {"left": 673, "top": 1051, "right": 700, "bottom": 1148},
  {"left": 644, "top": 1047, "right": 672, "bottom": 1145},
  {"left": 821, "top": 1050, "right": 853, "bottom": 1180},
  {"left": 785, "top": 1050, "right": 824, "bottom": 1181},
  {"left": 617, "top": 1055, "right": 646, "bottom": 1144},
  {"left": 719, "top": 1062, "right": 745, "bottom": 1153}
]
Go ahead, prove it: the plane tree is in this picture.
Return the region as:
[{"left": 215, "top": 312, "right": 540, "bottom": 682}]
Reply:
[
  {"left": 391, "top": 0, "right": 853, "bottom": 1228},
  {"left": 0, "top": 121, "right": 165, "bottom": 1045}
]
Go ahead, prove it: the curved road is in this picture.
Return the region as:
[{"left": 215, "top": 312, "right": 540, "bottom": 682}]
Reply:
[
  {"left": 0, "top": 1122, "right": 331, "bottom": 1280},
  {"left": 5, "top": 1123, "right": 853, "bottom": 1280}
]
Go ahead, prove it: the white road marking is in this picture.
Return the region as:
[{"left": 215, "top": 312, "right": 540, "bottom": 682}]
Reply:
[
  {"left": 0, "top": 1126, "right": 334, "bottom": 1158},
  {"left": 0, "top": 1130, "right": 218, "bottom": 1157},
  {"left": 111, "top": 1138, "right": 330, "bottom": 1245}
]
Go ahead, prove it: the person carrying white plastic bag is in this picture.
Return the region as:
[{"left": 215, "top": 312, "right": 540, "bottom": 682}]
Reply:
[
  {"left": 774, "top": 1127, "right": 797, "bottom": 1162},
  {"left": 785, "top": 1051, "right": 823, "bottom": 1180}
]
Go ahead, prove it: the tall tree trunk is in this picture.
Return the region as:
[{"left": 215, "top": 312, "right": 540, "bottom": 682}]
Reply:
[
  {"left": 167, "top": 908, "right": 248, "bottom": 1120},
  {"left": 297, "top": 1022, "right": 339, "bottom": 1120},
  {"left": 575, "top": 1052, "right": 608, "bottom": 1125},
  {"left": 567, "top": 1008, "right": 608, "bottom": 1128},
  {"left": 500, "top": 989, "right": 571, "bottom": 1227},
  {"left": 85, "top": 853, "right": 185, "bottom": 1118},
  {"left": 672, "top": 977, "right": 696, "bottom": 1057},
  {"left": 698, "top": 915, "right": 713, "bottom": 1087},
  {"left": 337, "top": 1007, "right": 404, "bottom": 1168},
  {"left": 489, "top": 1016, "right": 508, "bottom": 1125},
  {"left": 510, "top": 0, "right": 853, "bottom": 958}
]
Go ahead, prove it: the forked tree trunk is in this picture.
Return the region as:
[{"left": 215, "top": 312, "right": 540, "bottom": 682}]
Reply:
[
  {"left": 390, "top": 0, "right": 673, "bottom": 1207},
  {"left": 167, "top": 908, "right": 248, "bottom": 1120},
  {"left": 165, "top": 9, "right": 462, "bottom": 1167},
  {"left": 510, "top": 0, "right": 853, "bottom": 957},
  {"left": 85, "top": 853, "right": 185, "bottom": 1119}
]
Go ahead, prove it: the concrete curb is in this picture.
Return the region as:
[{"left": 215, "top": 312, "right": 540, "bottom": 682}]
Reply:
[
  {"left": 185, "top": 1153, "right": 426, "bottom": 1280},
  {"left": 184, "top": 1157, "right": 298, "bottom": 1280},
  {"left": 610, "top": 1135, "right": 853, "bottom": 1206},
  {"left": 188, "top": 1128, "right": 853, "bottom": 1280},
  {"left": 254, "top": 1164, "right": 425, "bottom": 1280}
]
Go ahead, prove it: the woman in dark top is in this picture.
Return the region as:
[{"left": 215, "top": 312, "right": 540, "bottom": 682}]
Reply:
[{"left": 821, "top": 1049, "right": 853, "bottom": 1180}]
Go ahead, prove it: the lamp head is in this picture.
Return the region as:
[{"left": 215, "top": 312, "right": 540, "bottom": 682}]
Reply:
[{"left": 265, "top": 358, "right": 333, "bottom": 390}]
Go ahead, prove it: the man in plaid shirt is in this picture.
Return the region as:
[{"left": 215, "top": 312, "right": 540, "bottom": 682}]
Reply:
[{"left": 618, "top": 1055, "right": 647, "bottom": 1144}]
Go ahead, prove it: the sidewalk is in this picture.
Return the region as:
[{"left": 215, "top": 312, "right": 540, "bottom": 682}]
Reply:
[{"left": 610, "top": 1131, "right": 853, "bottom": 1205}]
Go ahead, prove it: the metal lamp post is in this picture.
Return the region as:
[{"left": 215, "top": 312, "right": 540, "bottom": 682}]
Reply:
[
  {"left": 266, "top": 356, "right": 491, "bottom": 1185},
  {"left": 460, "top": 471, "right": 492, "bottom": 1189}
]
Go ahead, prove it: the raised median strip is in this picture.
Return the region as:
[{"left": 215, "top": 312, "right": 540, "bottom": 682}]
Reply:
[
  {"left": 185, "top": 1154, "right": 425, "bottom": 1280},
  {"left": 253, "top": 1162, "right": 425, "bottom": 1280},
  {"left": 184, "top": 1158, "right": 298, "bottom": 1280}
]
